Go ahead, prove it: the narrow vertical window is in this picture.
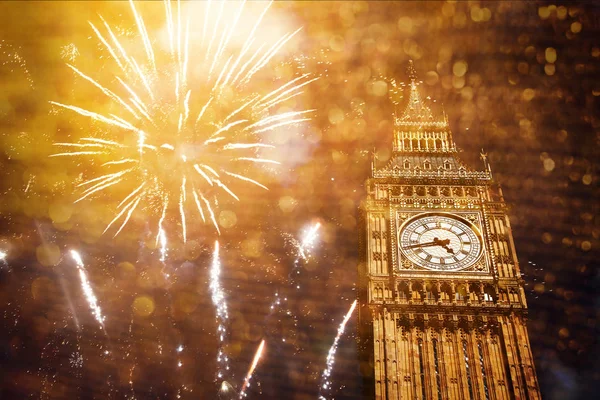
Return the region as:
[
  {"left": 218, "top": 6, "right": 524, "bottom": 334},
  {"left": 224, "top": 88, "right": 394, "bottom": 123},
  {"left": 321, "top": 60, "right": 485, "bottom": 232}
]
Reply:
[
  {"left": 432, "top": 340, "right": 442, "bottom": 400},
  {"left": 418, "top": 339, "right": 426, "bottom": 400},
  {"left": 478, "top": 342, "right": 490, "bottom": 400},
  {"left": 462, "top": 340, "right": 474, "bottom": 400}
]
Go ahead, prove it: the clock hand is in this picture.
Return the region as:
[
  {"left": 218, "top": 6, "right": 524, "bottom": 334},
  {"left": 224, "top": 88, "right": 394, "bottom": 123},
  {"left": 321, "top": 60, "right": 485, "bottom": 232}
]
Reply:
[
  {"left": 442, "top": 245, "right": 455, "bottom": 254},
  {"left": 403, "top": 242, "right": 439, "bottom": 249},
  {"left": 403, "top": 237, "right": 451, "bottom": 250}
]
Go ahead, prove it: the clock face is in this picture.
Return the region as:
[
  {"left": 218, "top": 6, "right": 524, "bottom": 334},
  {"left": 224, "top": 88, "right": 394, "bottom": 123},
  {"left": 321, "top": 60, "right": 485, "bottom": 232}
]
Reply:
[{"left": 399, "top": 213, "right": 482, "bottom": 271}]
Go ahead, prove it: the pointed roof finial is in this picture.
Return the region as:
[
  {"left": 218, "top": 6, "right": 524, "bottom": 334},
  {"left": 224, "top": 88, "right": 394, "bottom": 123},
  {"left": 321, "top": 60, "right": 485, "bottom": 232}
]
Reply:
[
  {"left": 394, "top": 61, "right": 448, "bottom": 127},
  {"left": 407, "top": 59, "right": 418, "bottom": 83},
  {"left": 480, "top": 148, "right": 492, "bottom": 177},
  {"left": 397, "top": 61, "right": 434, "bottom": 123},
  {"left": 480, "top": 149, "right": 488, "bottom": 162}
]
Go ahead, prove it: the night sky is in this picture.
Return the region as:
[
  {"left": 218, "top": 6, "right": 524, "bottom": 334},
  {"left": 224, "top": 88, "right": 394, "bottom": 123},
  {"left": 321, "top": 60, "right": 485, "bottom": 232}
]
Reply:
[{"left": 0, "top": 1, "right": 598, "bottom": 399}]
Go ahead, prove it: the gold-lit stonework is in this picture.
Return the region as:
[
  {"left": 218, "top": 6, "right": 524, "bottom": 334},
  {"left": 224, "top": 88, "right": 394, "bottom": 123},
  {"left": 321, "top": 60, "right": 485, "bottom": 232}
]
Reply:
[{"left": 358, "top": 62, "right": 541, "bottom": 399}]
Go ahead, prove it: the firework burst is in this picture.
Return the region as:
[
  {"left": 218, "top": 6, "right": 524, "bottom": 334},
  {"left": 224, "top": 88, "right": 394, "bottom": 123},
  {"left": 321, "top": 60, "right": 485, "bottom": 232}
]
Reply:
[{"left": 51, "top": 0, "right": 315, "bottom": 243}]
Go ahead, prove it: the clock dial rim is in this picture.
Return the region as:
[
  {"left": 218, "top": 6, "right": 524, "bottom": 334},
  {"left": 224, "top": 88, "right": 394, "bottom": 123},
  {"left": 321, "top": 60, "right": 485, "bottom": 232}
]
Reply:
[{"left": 398, "top": 212, "right": 483, "bottom": 271}]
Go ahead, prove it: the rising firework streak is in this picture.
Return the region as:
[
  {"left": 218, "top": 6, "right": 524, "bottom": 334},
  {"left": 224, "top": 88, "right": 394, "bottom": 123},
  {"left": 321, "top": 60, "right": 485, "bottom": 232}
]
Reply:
[
  {"left": 211, "top": 241, "right": 230, "bottom": 381},
  {"left": 0, "top": 249, "right": 7, "bottom": 270},
  {"left": 268, "top": 222, "right": 321, "bottom": 314},
  {"left": 298, "top": 222, "right": 320, "bottom": 261},
  {"left": 318, "top": 300, "right": 357, "bottom": 399},
  {"left": 239, "top": 339, "right": 265, "bottom": 399},
  {"left": 70, "top": 250, "right": 106, "bottom": 330}
]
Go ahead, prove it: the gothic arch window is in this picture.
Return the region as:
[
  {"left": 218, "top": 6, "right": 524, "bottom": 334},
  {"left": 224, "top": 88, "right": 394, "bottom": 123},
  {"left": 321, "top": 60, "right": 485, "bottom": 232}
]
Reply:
[
  {"left": 403, "top": 159, "right": 410, "bottom": 169},
  {"left": 426, "top": 288, "right": 435, "bottom": 301},
  {"left": 498, "top": 288, "right": 508, "bottom": 302},
  {"left": 404, "top": 138, "right": 410, "bottom": 149},
  {"left": 440, "top": 282, "right": 452, "bottom": 302},
  {"left": 424, "top": 159, "right": 432, "bottom": 170},
  {"left": 436, "top": 139, "right": 443, "bottom": 149},
  {"left": 468, "top": 283, "right": 481, "bottom": 302},
  {"left": 477, "top": 342, "right": 491, "bottom": 400},
  {"left": 417, "top": 339, "right": 427, "bottom": 400},
  {"left": 425, "top": 282, "right": 436, "bottom": 301},
  {"left": 462, "top": 340, "right": 475, "bottom": 400},
  {"left": 398, "top": 282, "right": 410, "bottom": 300},
  {"left": 483, "top": 285, "right": 496, "bottom": 302},
  {"left": 432, "top": 340, "right": 442, "bottom": 400},
  {"left": 444, "top": 160, "right": 452, "bottom": 170},
  {"left": 412, "top": 282, "right": 424, "bottom": 301},
  {"left": 412, "top": 139, "right": 418, "bottom": 149},
  {"left": 420, "top": 139, "right": 426, "bottom": 149},
  {"left": 373, "top": 285, "right": 381, "bottom": 300},
  {"left": 455, "top": 284, "right": 467, "bottom": 302}
]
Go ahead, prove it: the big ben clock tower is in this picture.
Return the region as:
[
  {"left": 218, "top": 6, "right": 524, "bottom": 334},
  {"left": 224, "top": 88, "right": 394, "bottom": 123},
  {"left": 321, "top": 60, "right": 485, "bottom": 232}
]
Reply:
[{"left": 358, "top": 62, "right": 541, "bottom": 400}]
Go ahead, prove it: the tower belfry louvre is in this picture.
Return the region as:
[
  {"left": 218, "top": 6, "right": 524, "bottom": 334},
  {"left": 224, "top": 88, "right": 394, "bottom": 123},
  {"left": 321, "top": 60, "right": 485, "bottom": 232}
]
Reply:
[{"left": 357, "top": 62, "right": 541, "bottom": 399}]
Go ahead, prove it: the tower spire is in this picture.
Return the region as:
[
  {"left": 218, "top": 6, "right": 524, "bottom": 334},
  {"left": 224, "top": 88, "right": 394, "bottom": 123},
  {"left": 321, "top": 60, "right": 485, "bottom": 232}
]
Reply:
[
  {"left": 392, "top": 62, "right": 456, "bottom": 153},
  {"left": 407, "top": 59, "right": 418, "bottom": 83},
  {"left": 397, "top": 60, "right": 435, "bottom": 124}
]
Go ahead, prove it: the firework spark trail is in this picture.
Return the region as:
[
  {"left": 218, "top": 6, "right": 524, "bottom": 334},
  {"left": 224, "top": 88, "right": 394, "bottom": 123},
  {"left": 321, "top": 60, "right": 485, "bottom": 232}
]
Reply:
[
  {"left": 266, "top": 222, "right": 321, "bottom": 317},
  {"left": 158, "top": 227, "right": 168, "bottom": 263},
  {"left": 210, "top": 241, "right": 231, "bottom": 383},
  {"left": 239, "top": 339, "right": 265, "bottom": 399},
  {"left": 51, "top": 0, "right": 315, "bottom": 243},
  {"left": 57, "top": 266, "right": 81, "bottom": 331},
  {"left": 318, "top": 300, "right": 357, "bottom": 400},
  {"left": 70, "top": 250, "right": 106, "bottom": 331},
  {"left": 297, "top": 222, "right": 320, "bottom": 261}
]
